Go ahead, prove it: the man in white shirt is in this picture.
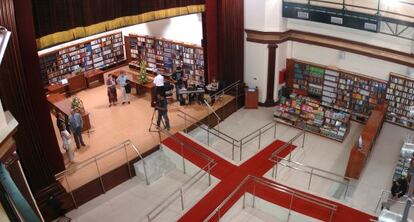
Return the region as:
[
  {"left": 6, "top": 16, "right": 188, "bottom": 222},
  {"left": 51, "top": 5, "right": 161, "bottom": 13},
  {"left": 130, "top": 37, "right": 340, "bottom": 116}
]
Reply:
[{"left": 153, "top": 70, "right": 165, "bottom": 96}]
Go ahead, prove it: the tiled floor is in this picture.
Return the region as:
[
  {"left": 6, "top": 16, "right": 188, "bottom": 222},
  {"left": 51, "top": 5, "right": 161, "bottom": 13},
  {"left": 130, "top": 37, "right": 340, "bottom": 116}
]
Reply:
[
  {"left": 65, "top": 168, "right": 212, "bottom": 222},
  {"left": 65, "top": 106, "right": 414, "bottom": 221},
  {"left": 188, "top": 107, "right": 412, "bottom": 218}
]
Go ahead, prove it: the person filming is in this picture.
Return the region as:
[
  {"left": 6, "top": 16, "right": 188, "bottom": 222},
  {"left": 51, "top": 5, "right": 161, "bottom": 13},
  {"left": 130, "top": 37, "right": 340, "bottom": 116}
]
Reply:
[{"left": 155, "top": 94, "right": 170, "bottom": 130}]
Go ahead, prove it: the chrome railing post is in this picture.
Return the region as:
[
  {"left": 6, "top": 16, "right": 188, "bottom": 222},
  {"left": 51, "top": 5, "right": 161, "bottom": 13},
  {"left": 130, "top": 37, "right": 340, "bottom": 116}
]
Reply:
[
  {"left": 208, "top": 163, "right": 212, "bottom": 186},
  {"left": 184, "top": 114, "right": 187, "bottom": 133},
  {"left": 240, "top": 141, "right": 243, "bottom": 161},
  {"left": 344, "top": 179, "right": 350, "bottom": 199},
  {"left": 181, "top": 143, "right": 186, "bottom": 174},
  {"left": 124, "top": 144, "right": 132, "bottom": 179},
  {"left": 207, "top": 128, "right": 210, "bottom": 146},
  {"left": 253, "top": 182, "right": 256, "bottom": 208},
  {"left": 287, "top": 193, "right": 294, "bottom": 221},
  {"left": 232, "top": 140, "right": 235, "bottom": 160},
  {"left": 147, "top": 214, "right": 151, "bottom": 222},
  {"left": 308, "top": 169, "right": 314, "bottom": 190},
  {"left": 273, "top": 122, "right": 277, "bottom": 139},
  {"left": 258, "top": 129, "right": 262, "bottom": 150},
  {"left": 95, "top": 157, "right": 106, "bottom": 193},
  {"left": 180, "top": 188, "right": 185, "bottom": 210},
  {"left": 302, "top": 130, "right": 306, "bottom": 148},
  {"left": 64, "top": 175, "right": 78, "bottom": 208},
  {"left": 242, "top": 192, "right": 246, "bottom": 209}
]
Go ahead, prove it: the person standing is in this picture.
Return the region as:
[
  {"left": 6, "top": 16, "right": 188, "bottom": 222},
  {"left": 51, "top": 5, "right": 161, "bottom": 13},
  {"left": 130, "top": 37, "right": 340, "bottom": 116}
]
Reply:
[
  {"left": 69, "top": 110, "right": 85, "bottom": 149},
  {"left": 117, "top": 72, "right": 130, "bottom": 104},
  {"left": 60, "top": 123, "right": 74, "bottom": 163},
  {"left": 56, "top": 112, "right": 71, "bottom": 134},
  {"left": 156, "top": 94, "right": 170, "bottom": 130},
  {"left": 107, "top": 74, "right": 118, "bottom": 107},
  {"left": 153, "top": 70, "right": 165, "bottom": 96},
  {"left": 172, "top": 66, "right": 183, "bottom": 100}
]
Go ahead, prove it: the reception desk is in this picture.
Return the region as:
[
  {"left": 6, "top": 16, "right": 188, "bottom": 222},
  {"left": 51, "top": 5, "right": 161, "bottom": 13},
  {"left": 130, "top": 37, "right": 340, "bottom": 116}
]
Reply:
[
  {"left": 345, "top": 103, "right": 387, "bottom": 179},
  {"left": 47, "top": 94, "right": 91, "bottom": 132}
]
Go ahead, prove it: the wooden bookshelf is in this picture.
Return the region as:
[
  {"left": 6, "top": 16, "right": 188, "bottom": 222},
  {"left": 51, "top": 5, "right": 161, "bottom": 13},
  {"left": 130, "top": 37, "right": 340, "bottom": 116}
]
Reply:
[
  {"left": 38, "top": 32, "right": 125, "bottom": 85},
  {"left": 126, "top": 34, "right": 205, "bottom": 86},
  {"left": 286, "top": 59, "right": 387, "bottom": 123},
  {"left": 386, "top": 73, "right": 414, "bottom": 129}
]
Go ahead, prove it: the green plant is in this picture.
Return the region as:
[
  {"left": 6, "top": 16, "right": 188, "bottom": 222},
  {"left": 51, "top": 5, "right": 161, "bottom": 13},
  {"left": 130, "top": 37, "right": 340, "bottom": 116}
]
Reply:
[
  {"left": 139, "top": 60, "right": 148, "bottom": 84},
  {"left": 71, "top": 97, "right": 85, "bottom": 113}
]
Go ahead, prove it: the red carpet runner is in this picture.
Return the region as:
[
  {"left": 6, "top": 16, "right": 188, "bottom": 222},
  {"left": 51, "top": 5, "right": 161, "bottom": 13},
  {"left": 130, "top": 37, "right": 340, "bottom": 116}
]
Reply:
[{"left": 162, "top": 132, "right": 377, "bottom": 222}]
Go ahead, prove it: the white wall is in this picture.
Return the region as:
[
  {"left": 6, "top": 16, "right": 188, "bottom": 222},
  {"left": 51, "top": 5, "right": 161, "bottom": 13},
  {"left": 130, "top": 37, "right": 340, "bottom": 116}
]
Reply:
[
  {"left": 122, "top": 13, "right": 203, "bottom": 45},
  {"left": 290, "top": 42, "right": 409, "bottom": 81},
  {"left": 39, "top": 13, "right": 203, "bottom": 55},
  {"left": 244, "top": 42, "right": 268, "bottom": 102}
]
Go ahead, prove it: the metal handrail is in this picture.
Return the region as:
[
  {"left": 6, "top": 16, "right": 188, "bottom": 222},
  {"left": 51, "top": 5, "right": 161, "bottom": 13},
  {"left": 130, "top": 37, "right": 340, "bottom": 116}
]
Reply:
[
  {"left": 145, "top": 161, "right": 216, "bottom": 221},
  {"left": 239, "top": 121, "right": 277, "bottom": 145},
  {"left": 204, "top": 175, "right": 337, "bottom": 222},
  {"left": 55, "top": 139, "right": 148, "bottom": 183},
  {"left": 210, "top": 80, "right": 242, "bottom": 100},
  {"left": 54, "top": 139, "right": 149, "bottom": 209},
  {"left": 375, "top": 189, "right": 414, "bottom": 212},
  {"left": 285, "top": 0, "right": 414, "bottom": 20},
  {"left": 271, "top": 156, "right": 352, "bottom": 182},
  {"left": 176, "top": 111, "right": 236, "bottom": 143},
  {"left": 144, "top": 127, "right": 216, "bottom": 221}
]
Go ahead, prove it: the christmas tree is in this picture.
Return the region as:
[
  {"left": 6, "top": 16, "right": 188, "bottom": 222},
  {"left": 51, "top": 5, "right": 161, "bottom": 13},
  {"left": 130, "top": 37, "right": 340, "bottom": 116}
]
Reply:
[{"left": 139, "top": 60, "right": 148, "bottom": 84}]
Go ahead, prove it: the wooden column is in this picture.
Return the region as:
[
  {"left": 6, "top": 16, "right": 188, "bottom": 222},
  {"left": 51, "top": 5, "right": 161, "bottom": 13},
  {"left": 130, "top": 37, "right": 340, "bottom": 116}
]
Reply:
[{"left": 262, "top": 44, "right": 278, "bottom": 107}]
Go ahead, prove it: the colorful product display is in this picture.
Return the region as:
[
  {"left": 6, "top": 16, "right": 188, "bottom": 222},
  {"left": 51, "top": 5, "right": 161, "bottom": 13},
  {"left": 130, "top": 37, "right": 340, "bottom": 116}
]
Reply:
[
  {"left": 274, "top": 94, "right": 350, "bottom": 141},
  {"left": 288, "top": 59, "right": 387, "bottom": 123}
]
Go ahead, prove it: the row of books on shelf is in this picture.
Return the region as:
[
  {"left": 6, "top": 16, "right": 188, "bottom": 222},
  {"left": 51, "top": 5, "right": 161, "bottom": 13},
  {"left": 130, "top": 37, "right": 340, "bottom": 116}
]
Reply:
[
  {"left": 274, "top": 93, "right": 350, "bottom": 141},
  {"left": 128, "top": 34, "right": 205, "bottom": 85},
  {"left": 39, "top": 32, "right": 125, "bottom": 85},
  {"left": 386, "top": 73, "right": 414, "bottom": 129}
]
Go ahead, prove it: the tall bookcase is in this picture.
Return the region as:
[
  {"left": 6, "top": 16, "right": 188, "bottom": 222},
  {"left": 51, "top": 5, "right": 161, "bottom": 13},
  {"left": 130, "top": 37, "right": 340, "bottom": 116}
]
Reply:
[
  {"left": 38, "top": 32, "right": 125, "bottom": 85},
  {"left": 286, "top": 59, "right": 387, "bottom": 122},
  {"left": 126, "top": 34, "right": 205, "bottom": 86},
  {"left": 386, "top": 73, "right": 414, "bottom": 129}
]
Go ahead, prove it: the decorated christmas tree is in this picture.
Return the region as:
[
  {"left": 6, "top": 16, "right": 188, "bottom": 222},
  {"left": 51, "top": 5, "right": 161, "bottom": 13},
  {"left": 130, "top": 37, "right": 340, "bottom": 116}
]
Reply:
[
  {"left": 71, "top": 97, "right": 85, "bottom": 113},
  {"left": 139, "top": 60, "right": 148, "bottom": 84}
]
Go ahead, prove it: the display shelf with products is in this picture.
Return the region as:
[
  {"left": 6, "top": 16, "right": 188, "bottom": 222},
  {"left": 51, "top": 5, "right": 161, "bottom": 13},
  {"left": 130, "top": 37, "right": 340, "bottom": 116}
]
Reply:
[
  {"left": 286, "top": 59, "right": 387, "bottom": 123},
  {"left": 126, "top": 34, "right": 205, "bottom": 86},
  {"left": 274, "top": 93, "right": 350, "bottom": 142},
  {"left": 39, "top": 32, "right": 125, "bottom": 85},
  {"left": 321, "top": 69, "right": 339, "bottom": 108},
  {"left": 386, "top": 73, "right": 414, "bottom": 129}
]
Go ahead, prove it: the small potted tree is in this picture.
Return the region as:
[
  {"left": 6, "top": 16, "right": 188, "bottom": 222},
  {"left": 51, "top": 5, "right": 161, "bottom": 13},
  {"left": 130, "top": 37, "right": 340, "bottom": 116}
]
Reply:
[{"left": 139, "top": 60, "right": 148, "bottom": 84}]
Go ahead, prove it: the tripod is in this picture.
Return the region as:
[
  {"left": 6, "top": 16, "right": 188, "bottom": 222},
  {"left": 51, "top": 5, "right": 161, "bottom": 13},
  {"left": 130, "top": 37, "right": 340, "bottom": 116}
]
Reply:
[{"left": 148, "top": 108, "right": 166, "bottom": 132}]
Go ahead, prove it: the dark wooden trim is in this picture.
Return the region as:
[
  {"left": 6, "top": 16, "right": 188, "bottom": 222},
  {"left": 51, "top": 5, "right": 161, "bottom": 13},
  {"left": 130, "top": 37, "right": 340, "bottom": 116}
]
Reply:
[
  {"left": 264, "top": 44, "right": 278, "bottom": 106},
  {"left": 245, "top": 29, "right": 414, "bottom": 67}
]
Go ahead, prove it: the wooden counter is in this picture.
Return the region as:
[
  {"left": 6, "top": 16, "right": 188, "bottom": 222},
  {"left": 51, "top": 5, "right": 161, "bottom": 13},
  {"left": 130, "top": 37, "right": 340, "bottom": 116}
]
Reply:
[
  {"left": 345, "top": 103, "right": 387, "bottom": 179},
  {"left": 68, "top": 73, "right": 87, "bottom": 93},
  {"left": 46, "top": 93, "right": 91, "bottom": 132},
  {"left": 45, "top": 83, "right": 68, "bottom": 94},
  {"left": 84, "top": 69, "right": 104, "bottom": 88}
]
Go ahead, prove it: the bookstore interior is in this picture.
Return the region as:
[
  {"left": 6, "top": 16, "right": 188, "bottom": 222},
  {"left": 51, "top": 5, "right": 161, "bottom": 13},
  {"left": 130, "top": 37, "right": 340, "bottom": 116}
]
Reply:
[{"left": 2, "top": 0, "right": 414, "bottom": 222}]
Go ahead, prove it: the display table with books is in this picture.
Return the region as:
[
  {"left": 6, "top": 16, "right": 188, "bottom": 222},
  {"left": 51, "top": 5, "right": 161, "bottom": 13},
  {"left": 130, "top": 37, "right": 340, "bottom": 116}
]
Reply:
[{"left": 273, "top": 94, "right": 350, "bottom": 142}]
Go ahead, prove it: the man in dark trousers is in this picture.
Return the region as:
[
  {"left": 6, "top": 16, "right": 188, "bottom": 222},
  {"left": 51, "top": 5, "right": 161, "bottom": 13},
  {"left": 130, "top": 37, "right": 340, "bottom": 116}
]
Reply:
[
  {"left": 156, "top": 94, "right": 170, "bottom": 130},
  {"left": 69, "top": 110, "right": 86, "bottom": 149}
]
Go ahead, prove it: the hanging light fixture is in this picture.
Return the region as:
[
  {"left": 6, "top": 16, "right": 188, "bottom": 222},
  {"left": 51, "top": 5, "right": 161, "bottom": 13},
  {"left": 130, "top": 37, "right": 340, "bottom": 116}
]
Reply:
[{"left": 0, "top": 26, "right": 11, "bottom": 64}]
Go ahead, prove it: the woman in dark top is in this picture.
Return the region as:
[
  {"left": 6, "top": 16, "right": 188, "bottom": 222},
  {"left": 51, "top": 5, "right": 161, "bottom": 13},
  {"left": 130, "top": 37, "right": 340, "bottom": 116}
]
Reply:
[{"left": 56, "top": 112, "right": 71, "bottom": 134}]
